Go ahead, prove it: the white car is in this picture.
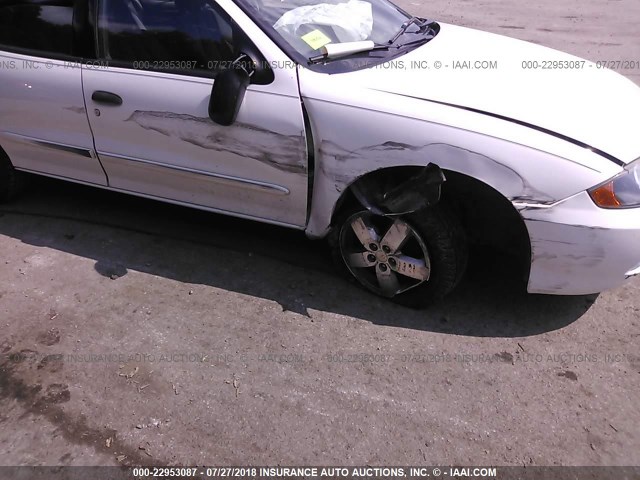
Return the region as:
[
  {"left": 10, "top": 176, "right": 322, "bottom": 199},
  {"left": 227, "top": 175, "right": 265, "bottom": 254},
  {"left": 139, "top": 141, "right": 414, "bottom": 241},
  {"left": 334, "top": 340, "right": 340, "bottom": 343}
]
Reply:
[{"left": 1, "top": 0, "right": 639, "bottom": 307}]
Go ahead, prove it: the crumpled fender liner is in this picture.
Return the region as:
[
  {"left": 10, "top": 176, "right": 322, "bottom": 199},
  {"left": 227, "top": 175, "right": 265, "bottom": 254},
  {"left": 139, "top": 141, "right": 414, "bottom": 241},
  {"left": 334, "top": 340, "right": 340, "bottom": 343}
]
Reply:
[{"left": 350, "top": 163, "right": 446, "bottom": 216}]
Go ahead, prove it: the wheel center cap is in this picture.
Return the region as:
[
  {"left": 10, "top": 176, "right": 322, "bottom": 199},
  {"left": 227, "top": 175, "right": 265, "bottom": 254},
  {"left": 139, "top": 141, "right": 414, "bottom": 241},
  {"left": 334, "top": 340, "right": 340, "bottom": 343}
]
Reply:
[{"left": 376, "top": 251, "right": 388, "bottom": 263}]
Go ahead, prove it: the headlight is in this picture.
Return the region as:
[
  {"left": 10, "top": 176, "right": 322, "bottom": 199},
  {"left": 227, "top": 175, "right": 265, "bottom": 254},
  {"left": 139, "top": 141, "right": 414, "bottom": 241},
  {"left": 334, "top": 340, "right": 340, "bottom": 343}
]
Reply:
[{"left": 589, "top": 157, "right": 640, "bottom": 208}]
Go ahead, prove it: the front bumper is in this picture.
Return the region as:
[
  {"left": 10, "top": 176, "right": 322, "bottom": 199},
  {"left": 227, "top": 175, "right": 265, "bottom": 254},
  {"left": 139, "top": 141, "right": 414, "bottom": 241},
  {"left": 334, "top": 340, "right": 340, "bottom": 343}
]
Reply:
[{"left": 522, "top": 191, "right": 640, "bottom": 295}]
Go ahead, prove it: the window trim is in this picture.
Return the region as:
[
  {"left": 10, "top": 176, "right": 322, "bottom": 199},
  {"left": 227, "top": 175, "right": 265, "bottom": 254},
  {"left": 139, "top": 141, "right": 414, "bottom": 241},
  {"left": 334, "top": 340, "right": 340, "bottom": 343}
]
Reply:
[
  {"left": 0, "top": 0, "right": 81, "bottom": 59},
  {"left": 0, "top": 44, "right": 81, "bottom": 62},
  {"left": 91, "top": 0, "right": 273, "bottom": 83}
]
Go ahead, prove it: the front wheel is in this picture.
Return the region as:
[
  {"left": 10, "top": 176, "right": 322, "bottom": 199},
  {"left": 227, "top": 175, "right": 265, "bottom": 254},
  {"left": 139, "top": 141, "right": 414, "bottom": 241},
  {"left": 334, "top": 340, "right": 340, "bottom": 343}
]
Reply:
[{"left": 329, "top": 206, "right": 468, "bottom": 308}]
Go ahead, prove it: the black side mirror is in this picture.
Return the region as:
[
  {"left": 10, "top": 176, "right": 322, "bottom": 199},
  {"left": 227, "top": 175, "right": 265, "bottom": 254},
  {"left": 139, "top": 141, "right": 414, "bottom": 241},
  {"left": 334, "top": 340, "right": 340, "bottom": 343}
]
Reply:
[{"left": 208, "top": 57, "right": 252, "bottom": 126}]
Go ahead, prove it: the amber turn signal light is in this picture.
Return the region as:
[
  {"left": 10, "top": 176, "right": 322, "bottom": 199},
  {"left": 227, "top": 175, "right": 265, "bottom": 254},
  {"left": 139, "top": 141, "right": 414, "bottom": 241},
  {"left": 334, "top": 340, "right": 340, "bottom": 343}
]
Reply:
[{"left": 589, "top": 182, "right": 622, "bottom": 208}]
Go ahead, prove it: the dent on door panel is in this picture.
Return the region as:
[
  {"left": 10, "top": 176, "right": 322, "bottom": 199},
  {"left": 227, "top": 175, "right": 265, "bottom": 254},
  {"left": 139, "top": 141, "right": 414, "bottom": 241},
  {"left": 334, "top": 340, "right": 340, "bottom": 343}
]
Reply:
[{"left": 126, "top": 110, "right": 307, "bottom": 174}]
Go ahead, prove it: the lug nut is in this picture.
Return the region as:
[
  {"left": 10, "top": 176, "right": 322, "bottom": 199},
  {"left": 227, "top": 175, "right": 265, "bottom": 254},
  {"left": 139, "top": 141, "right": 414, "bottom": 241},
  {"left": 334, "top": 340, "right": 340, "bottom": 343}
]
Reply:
[
  {"left": 388, "top": 258, "right": 397, "bottom": 267},
  {"left": 382, "top": 245, "right": 391, "bottom": 254},
  {"left": 367, "top": 254, "right": 376, "bottom": 263},
  {"left": 378, "top": 263, "right": 388, "bottom": 272},
  {"left": 369, "top": 243, "right": 379, "bottom": 251}
]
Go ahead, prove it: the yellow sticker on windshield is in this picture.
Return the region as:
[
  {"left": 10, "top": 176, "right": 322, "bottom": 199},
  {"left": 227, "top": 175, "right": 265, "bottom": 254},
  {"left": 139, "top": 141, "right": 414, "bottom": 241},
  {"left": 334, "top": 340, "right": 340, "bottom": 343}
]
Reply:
[{"left": 301, "top": 30, "right": 332, "bottom": 50}]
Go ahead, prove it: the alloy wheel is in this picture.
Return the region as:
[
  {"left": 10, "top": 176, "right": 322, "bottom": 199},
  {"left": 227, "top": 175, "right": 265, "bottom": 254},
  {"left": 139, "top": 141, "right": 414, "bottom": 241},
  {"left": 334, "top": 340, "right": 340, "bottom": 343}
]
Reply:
[{"left": 339, "top": 211, "right": 431, "bottom": 298}]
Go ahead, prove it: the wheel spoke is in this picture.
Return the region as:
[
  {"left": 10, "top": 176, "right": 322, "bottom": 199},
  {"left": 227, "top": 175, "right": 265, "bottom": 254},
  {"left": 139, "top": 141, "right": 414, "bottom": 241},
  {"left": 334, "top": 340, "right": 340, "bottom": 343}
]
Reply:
[
  {"left": 350, "top": 216, "right": 379, "bottom": 249},
  {"left": 376, "top": 267, "right": 400, "bottom": 297},
  {"left": 380, "top": 219, "right": 410, "bottom": 253},
  {"left": 391, "top": 255, "right": 430, "bottom": 281},
  {"left": 343, "top": 214, "right": 431, "bottom": 298},
  {"left": 348, "top": 252, "right": 376, "bottom": 268}
]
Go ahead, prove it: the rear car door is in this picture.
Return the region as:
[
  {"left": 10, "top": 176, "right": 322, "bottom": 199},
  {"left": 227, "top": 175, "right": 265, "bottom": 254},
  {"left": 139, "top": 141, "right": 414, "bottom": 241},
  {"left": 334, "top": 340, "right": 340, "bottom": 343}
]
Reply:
[
  {"left": 0, "top": 0, "right": 107, "bottom": 185},
  {"left": 82, "top": 0, "right": 309, "bottom": 227}
]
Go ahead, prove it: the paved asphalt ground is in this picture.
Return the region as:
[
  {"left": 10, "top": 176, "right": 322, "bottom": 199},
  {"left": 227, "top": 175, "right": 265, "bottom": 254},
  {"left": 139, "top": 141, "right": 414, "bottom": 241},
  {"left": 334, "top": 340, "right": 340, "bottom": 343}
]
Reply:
[{"left": 0, "top": 0, "right": 639, "bottom": 471}]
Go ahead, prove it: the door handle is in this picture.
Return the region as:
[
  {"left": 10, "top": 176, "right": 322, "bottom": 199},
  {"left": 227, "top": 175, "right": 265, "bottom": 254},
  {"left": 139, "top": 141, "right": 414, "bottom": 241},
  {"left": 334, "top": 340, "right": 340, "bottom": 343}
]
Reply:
[{"left": 91, "top": 91, "right": 123, "bottom": 106}]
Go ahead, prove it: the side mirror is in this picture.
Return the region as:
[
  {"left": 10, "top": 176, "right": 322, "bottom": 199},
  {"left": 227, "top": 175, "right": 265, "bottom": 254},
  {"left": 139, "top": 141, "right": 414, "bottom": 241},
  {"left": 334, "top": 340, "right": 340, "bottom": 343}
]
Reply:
[{"left": 208, "top": 57, "right": 252, "bottom": 126}]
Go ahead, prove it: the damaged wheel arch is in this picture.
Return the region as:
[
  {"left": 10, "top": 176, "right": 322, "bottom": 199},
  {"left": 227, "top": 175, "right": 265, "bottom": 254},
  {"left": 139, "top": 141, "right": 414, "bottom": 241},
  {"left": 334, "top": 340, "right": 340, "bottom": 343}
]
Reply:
[
  {"left": 349, "top": 163, "right": 446, "bottom": 216},
  {"left": 329, "top": 165, "right": 532, "bottom": 286},
  {"left": 329, "top": 165, "right": 444, "bottom": 226}
]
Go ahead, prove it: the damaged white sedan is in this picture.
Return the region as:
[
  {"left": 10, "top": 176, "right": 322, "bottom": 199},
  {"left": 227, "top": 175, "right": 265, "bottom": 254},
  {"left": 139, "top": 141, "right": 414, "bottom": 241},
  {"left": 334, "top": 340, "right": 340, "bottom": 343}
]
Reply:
[{"left": 1, "top": 0, "right": 640, "bottom": 306}]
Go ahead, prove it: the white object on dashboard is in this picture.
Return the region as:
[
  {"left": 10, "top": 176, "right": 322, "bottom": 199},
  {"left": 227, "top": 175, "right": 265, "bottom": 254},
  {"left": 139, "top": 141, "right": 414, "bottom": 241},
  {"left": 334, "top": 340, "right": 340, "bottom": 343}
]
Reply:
[
  {"left": 321, "top": 40, "right": 375, "bottom": 59},
  {"left": 273, "top": 0, "right": 373, "bottom": 43}
]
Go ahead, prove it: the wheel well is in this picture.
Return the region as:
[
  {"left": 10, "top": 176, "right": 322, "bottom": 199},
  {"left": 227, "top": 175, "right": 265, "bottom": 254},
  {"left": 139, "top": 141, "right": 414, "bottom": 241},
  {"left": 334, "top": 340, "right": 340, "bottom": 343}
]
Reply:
[
  {"left": 0, "top": 144, "right": 9, "bottom": 161},
  {"left": 440, "top": 170, "right": 531, "bottom": 269},
  {"left": 330, "top": 166, "right": 429, "bottom": 223},
  {"left": 331, "top": 166, "right": 531, "bottom": 275},
  {"left": 0, "top": 143, "right": 13, "bottom": 170}
]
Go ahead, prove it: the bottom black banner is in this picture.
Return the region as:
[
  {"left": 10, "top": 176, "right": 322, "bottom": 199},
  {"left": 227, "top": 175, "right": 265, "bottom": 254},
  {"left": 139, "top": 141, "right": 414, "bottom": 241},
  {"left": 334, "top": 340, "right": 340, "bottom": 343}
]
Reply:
[{"left": 0, "top": 466, "right": 638, "bottom": 480}]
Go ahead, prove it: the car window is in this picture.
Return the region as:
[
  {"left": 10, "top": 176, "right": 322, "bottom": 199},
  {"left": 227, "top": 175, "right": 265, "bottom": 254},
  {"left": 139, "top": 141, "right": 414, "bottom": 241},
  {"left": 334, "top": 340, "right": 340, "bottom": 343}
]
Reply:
[
  {"left": 98, "top": 0, "right": 238, "bottom": 75},
  {"left": 0, "top": 2, "right": 74, "bottom": 56},
  {"left": 236, "top": 0, "right": 430, "bottom": 69}
]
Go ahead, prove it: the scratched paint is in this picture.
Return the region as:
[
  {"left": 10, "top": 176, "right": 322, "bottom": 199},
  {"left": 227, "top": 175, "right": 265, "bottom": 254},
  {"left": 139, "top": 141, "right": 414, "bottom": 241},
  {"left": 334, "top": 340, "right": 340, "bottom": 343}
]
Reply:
[
  {"left": 318, "top": 140, "right": 554, "bottom": 203},
  {"left": 523, "top": 192, "right": 640, "bottom": 295},
  {"left": 127, "top": 111, "right": 307, "bottom": 175},
  {"left": 63, "top": 106, "right": 87, "bottom": 115}
]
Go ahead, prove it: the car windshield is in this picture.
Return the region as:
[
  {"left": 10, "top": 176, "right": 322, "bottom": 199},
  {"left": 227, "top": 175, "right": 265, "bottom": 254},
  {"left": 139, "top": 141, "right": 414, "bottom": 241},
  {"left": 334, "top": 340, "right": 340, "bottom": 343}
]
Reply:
[{"left": 236, "top": 0, "right": 436, "bottom": 72}]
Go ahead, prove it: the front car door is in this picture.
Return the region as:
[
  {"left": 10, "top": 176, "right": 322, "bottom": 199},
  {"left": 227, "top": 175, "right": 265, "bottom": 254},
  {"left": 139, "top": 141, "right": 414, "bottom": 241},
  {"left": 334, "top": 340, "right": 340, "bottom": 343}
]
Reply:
[{"left": 83, "top": 0, "right": 309, "bottom": 227}]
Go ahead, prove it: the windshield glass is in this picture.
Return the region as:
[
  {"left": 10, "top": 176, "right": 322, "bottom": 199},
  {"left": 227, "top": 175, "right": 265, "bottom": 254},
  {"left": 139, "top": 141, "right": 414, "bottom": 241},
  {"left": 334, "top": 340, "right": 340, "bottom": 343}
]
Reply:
[{"left": 236, "top": 0, "right": 436, "bottom": 71}]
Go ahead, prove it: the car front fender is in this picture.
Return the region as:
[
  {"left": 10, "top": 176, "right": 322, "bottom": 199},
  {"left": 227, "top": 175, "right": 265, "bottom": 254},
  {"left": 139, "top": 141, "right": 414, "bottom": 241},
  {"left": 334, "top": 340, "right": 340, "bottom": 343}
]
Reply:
[{"left": 299, "top": 65, "right": 627, "bottom": 238}]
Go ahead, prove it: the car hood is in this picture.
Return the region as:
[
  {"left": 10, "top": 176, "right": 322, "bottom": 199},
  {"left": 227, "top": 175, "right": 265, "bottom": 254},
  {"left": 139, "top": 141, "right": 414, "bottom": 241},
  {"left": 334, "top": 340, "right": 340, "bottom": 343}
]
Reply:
[{"left": 347, "top": 23, "right": 640, "bottom": 164}]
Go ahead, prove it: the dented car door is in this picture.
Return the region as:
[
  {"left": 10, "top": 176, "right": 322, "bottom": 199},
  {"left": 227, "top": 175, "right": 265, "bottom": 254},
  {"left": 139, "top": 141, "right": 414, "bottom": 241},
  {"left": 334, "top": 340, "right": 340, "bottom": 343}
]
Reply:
[{"left": 82, "top": 0, "right": 308, "bottom": 227}]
